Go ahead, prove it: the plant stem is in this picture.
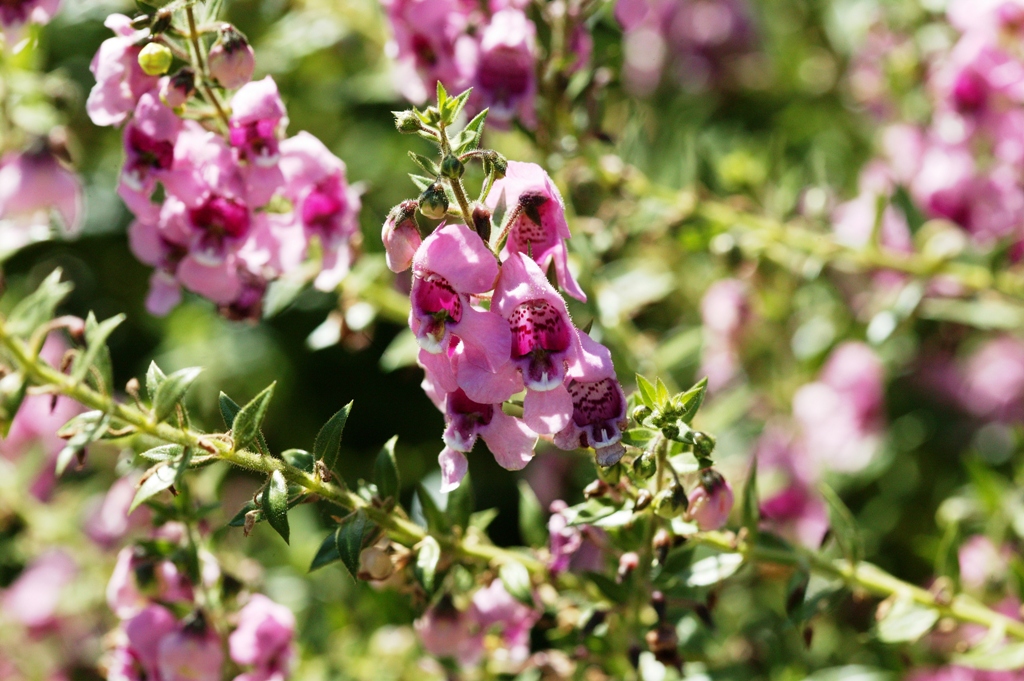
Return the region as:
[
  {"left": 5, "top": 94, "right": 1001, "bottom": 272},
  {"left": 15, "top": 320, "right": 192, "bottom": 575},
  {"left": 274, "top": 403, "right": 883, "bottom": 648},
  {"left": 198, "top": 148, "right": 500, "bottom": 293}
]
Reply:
[
  {"left": 690, "top": 530, "right": 1024, "bottom": 642},
  {"left": 185, "top": 6, "right": 231, "bottom": 132},
  {"left": 0, "top": 317, "right": 543, "bottom": 574},
  {"left": 438, "top": 121, "right": 475, "bottom": 227}
]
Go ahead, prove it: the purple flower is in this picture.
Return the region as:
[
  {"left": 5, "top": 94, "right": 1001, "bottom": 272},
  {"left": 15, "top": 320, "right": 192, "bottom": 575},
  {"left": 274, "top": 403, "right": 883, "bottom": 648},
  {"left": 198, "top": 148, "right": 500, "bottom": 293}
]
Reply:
[
  {"left": 470, "top": 580, "right": 541, "bottom": 663},
  {"left": 107, "top": 547, "right": 194, "bottom": 620},
  {"left": 686, "top": 469, "right": 734, "bottom": 530},
  {"left": 115, "top": 605, "right": 178, "bottom": 681},
  {"left": 699, "top": 278, "right": 750, "bottom": 392},
  {"left": 86, "top": 15, "right": 160, "bottom": 127},
  {"left": 157, "top": 618, "right": 224, "bottom": 681},
  {"left": 209, "top": 25, "right": 256, "bottom": 90},
  {"left": 0, "top": 0, "right": 60, "bottom": 39},
  {"left": 959, "top": 535, "right": 1012, "bottom": 590},
  {"left": 229, "top": 595, "right": 295, "bottom": 680},
  {"left": 410, "top": 222, "right": 510, "bottom": 370},
  {"left": 230, "top": 77, "right": 288, "bottom": 169},
  {"left": 85, "top": 472, "right": 150, "bottom": 549},
  {"left": 381, "top": 201, "right": 422, "bottom": 273},
  {"left": 1, "top": 550, "right": 76, "bottom": 630},
  {"left": 414, "top": 595, "right": 485, "bottom": 666},
  {"left": 554, "top": 331, "right": 628, "bottom": 466},
  {"left": 547, "top": 500, "right": 583, "bottom": 575},
  {"left": 0, "top": 145, "right": 83, "bottom": 253},
  {"left": 960, "top": 336, "right": 1024, "bottom": 422},
  {"left": 472, "top": 9, "right": 537, "bottom": 128},
  {"left": 118, "top": 93, "right": 183, "bottom": 219}
]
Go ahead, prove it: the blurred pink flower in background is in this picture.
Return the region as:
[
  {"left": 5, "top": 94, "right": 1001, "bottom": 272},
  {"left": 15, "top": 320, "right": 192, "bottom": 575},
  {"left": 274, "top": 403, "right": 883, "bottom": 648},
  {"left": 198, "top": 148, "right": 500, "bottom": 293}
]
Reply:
[
  {"left": 0, "top": 0, "right": 61, "bottom": 40},
  {"left": 229, "top": 594, "right": 296, "bottom": 681},
  {"left": 0, "top": 145, "right": 83, "bottom": 257},
  {"left": 1, "top": 550, "right": 76, "bottom": 631},
  {"left": 699, "top": 278, "right": 750, "bottom": 392},
  {"left": 959, "top": 535, "right": 1012, "bottom": 591}
]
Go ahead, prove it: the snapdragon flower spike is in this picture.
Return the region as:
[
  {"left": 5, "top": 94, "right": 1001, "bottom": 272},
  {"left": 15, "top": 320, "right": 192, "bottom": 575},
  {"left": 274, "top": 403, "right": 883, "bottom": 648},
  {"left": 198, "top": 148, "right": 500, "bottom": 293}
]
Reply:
[
  {"left": 86, "top": 14, "right": 159, "bottom": 127},
  {"left": 279, "top": 131, "right": 362, "bottom": 290},
  {"left": 410, "top": 222, "right": 510, "bottom": 370},
  {"left": 0, "top": 0, "right": 59, "bottom": 38},
  {"left": 487, "top": 161, "right": 586, "bottom": 301},
  {"left": 118, "top": 92, "right": 182, "bottom": 218},
  {"left": 554, "top": 331, "right": 628, "bottom": 466},
  {"left": 473, "top": 9, "right": 538, "bottom": 128},
  {"left": 492, "top": 253, "right": 581, "bottom": 433},
  {"left": 440, "top": 388, "right": 537, "bottom": 490},
  {"left": 0, "top": 144, "right": 83, "bottom": 254}
]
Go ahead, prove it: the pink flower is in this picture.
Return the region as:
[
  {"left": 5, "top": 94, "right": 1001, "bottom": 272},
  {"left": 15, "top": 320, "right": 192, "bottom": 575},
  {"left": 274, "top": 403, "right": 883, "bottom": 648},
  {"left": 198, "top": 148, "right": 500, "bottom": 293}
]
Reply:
[
  {"left": 382, "top": 0, "right": 477, "bottom": 103},
  {"left": 118, "top": 605, "right": 178, "bottom": 681},
  {"left": 208, "top": 25, "right": 256, "bottom": 90},
  {"left": 159, "top": 69, "right": 195, "bottom": 109},
  {"left": 699, "top": 278, "right": 750, "bottom": 392},
  {"left": 0, "top": 0, "right": 60, "bottom": 38},
  {"left": 382, "top": 201, "right": 422, "bottom": 273},
  {"left": 491, "top": 253, "right": 581, "bottom": 434},
  {"left": 157, "top": 618, "right": 224, "bottom": 681},
  {"left": 279, "top": 131, "right": 362, "bottom": 290},
  {"left": 410, "top": 222, "right": 510, "bottom": 370},
  {"left": 440, "top": 388, "right": 537, "bottom": 488},
  {"left": 759, "top": 482, "right": 829, "bottom": 549},
  {"left": 487, "top": 161, "right": 586, "bottom": 302},
  {"left": 229, "top": 595, "right": 295, "bottom": 677},
  {"left": 554, "top": 331, "right": 628, "bottom": 466},
  {"left": 547, "top": 500, "right": 583, "bottom": 575},
  {"left": 86, "top": 14, "right": 160, "bottom": 127},
  {"left": 1, "top": 550, "right": 76, "bottom": 630},
  {"left": 686, "top": 469, "right": 734, "bottom": 530},
  {"left": 230, "top": 77, "right": 288, "bottom": 169},
  {"left": 0, "top": 145, "right": 83, "bottom": 253},
  {"left": 414, "top": 595, "right": 484, "bottom": 666},
  {"left": 470, "top": 580, "right": 541, "bottom": 663},
  {"left": 85, "top": 472, "right": 150, "bottom": 548},
  {"left": 472, "top": 9, "right": 537, "bottom": 128},
  {"left": 118, "top": 92, "right": 183, "bottom": 218},
  {"left": 959, "top": 535, "right": 1012, "bottom": 590},
  {"left": 107, "top": 547, "right": 194, "bottom": 619},
  {"left": 960, "top": 336, "right": 1024, "bottom": 422}
]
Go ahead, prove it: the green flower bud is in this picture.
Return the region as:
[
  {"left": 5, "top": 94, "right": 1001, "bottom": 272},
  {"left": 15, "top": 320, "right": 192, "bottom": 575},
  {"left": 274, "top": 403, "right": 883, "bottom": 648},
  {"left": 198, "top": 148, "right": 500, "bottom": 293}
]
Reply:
[
  {"left": 394, "top": 110, "right": 422, "bottom": 134},
  {"left": 661, "top": 423, "right": 680, "bottom": 440},
  {"left": 150, "top": 8, "right": 173, "bottom": 34},
  {"left": 490, "top": 152, "right": 508, "bottom": 178},
  {"left": 632, "top": 451, "right": 657, "bottom": 480},
  {"left": 418, "top": 183, "right": 449, "bottom": 220},
  {"left": 632, "top": 404, "right": 652, "bottom": 423},
  {"left": 634, "top": 488, "right": 653, "bottom": 511},
  {"left": 693, "top": 431, "right": 716, "bottom": 459},
  {"left": 138, "top": 43, "right": 173, "bottom": 77},
  {"left": 653, "top": 485, "right": 688, "bottom": 519},
  {"left": 441, "top": 154, "right": 464, "bottom": 179}
]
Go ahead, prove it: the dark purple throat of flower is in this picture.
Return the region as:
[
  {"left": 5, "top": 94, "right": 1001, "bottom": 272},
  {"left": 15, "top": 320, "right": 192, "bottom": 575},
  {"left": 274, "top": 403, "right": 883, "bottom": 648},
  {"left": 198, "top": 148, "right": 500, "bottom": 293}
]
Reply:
[
  {"left": 123, "top": 125, "right": 175, "bottom": 190},
  {"left": 445, "top": 389, "right": 494, "bottom": 451},
  {"left": 568, "top": 377, "right": 624, "bottom": 448},
  {"left": 301, "top": 176, "right": 347, "bottom": 244},
  {"left": 188, "top": 195, "right": 250, "bottom": 265},
  {"left": 510, "top": 299, "right": 571, "bottom": 390},
  {"left": 478, "top": 47, "right": 533, "bottom": 103},
  {"left": 229, "top": 119, "right": 281, "bottom": 167},
  {"left": 0, "top": 0, "right": 36, "bottom": 25},
  {"left": 411, "top": 34, "right": 442, "bottom": 69},
  {"left": 412, "top": 273, "right": 462, "bottom": 352},
  {"left": 511, "top": 193, "right": 558, "bottom": 255}
]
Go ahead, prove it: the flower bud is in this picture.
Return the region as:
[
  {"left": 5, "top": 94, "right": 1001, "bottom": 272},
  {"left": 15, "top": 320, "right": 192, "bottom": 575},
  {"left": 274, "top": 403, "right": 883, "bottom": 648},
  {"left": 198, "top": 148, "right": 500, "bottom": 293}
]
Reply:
[
  {"left": 653, "top": 528, "right": 673, "bottom": 565},
  {"left": 653, "top": 485, "right": 688, "bottom": 519},
  {"left": 418, "top": 183, "right": 449, "bottom": 219},
  {"left": 441, "top": 154, "right": 465, "bottom": 179},
  {"left": 692, "top": 431, "right": 716, "bottom": 459},
  {"left": 632, "top": 404, "right": 652, "bottom": 423},
  {"left": 160, "top": 68, "right": 195, "bottom": 109},
  {"left": 583, "top": 479, "right": 609, "bottom": 499},
  {"left": 686, "top": 469, "right": 733, "bottom": 531},
  {"left": 489, "top": 152, "right": 508, "bottom": 178},
  {"left": 617, "top": 552, "right": 639, "bottom": 583},
  {"left": 151, "top": 8, "right": 173, "bottom": 34},
  {"left": 208, "top": 26, "right": 255, "bottom": 90},
  {"left": 138, "top": 43, "right": 173, "bottom": 76},
  {"left": 661, "top": 423, "right": 680, "bottom": 440},
  {"left": 632, "top": 451, "right": 656, "bottom": 479},
  {"left": 382, "top": 200, "right": 422, "bottom": 273},
  {"left": 358, "top": 546, "right": 395, "bottom": 581},
  {"left": 471, "top": 204, "right": 492, "bottom": 243},
  {"left": 645, "top": 622, "right": 682, "bottom": 670},
  {"left": 634, "top": 488, "right": 653, "bottom": 511},
  {"left": 393, "top": 110, "right": 422, "bottom": 133}
]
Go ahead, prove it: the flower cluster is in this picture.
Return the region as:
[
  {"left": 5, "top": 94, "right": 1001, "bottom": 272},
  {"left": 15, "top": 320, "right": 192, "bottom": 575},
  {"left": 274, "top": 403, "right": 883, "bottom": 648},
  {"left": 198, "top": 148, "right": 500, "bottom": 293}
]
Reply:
[
  {"left": 840, "top": 0, "right": 1024, "bottom": 253},
  {"left": 381, "top": 0, "right": 549, "bottom": 128},
  {"left": 614, "top": 0, "right": 757, "bottom": 95},
  {"left": 0, "top": 0, "right": 59, "bottom": 41},
  {"left": 88, "top": 13, "right": 360, "bottom": 318},
  {"left": 104, "top": 526, "right": 295, "bottom": 681},
  {"left": 385, "top": 143, "right": 627, "bottom": 489}
]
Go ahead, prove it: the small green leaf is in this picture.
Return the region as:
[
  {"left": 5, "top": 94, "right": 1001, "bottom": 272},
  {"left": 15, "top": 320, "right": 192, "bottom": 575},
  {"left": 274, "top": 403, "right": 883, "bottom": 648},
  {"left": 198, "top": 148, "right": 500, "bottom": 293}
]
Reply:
[
  {"left": 173, "top": 446, "right": 194, "bottom": 488},
  {"left": 443, "top": 88, "right": 472, "bottom": 124},
  {"left": 139, "top": 444, "right": 184, "bottom": 462},
  {"left": 415, "top": 536, "right": 442, "bottom": 592},
  {"left": 682, "top": 552, "right": 744, "bottom": 587},
  {"left": 261, "top": 470, "right": 290, "bottom": 544},
  {"left": 678, "top": 377, "right": 709, "bottom": 424},
  {"left": 447, "top": 471, "right": 474, "bottom": 529},
  {"left": 152, "top": 367, "right": 203, "bottom": 423},
  {"left": 6, "top": 270, "right": 72, "bottom": 338},
  {"left": 435, "top": 81, "right": 448, "bottom": 107},
  {"left": 453, "top": 108, "right": 488, "bottom": 154},
  {"left": 561, "top": 498, "right": 619, "bottom": 527},
  {"left": 654, "top": 377, "right": 671, "bottom": 405},
  {"left": 338, "top": 510, "right": 373, "bottom": 578},
  {"left": 314, "top": 402, "right": 353, "bottom": 471},
  {"left": 56, "top": 411, "right": 111, "bottom": 476},
  {"left": 876, "top": 597, "right": 940, "bottom": 643},
  {"left": 72, "top": 312, "right": 123, "bottom": 389},
  {"left": 146, "top": 361, "right": 166, "bottom": 400},
  {"left": 373, "top": 435, "right": 400, "bottom": 501},
  {"left": 416, "top": 484, "right": 450, "bottom": 533},
  {"left": 233, "top": 383, "right": 276, "bottom": 451},
  {"left": 622, "top": 428, "right": 658, "bottom": 447},
  {"left": 518, "top": 480, "right": 547, "bottom": 547},
  {"left": 819, "top": 483, "right": 863, "bottom": 565},
  {"left": 130, "top": 465, "right": 177, "bottom": 512},
  {"left": 500, "top": 561, "right": 533, "bottom": 605},
  {"left": 408, "top": 151, "right": 439, "bottom": 176},
  {"left": 954, "top": 643, "right": 1024, "bottom": 671},
  {"left": 228, "top": 500, "right": 259, "bottom": 528},
  {"left": 220, "top": 392, "right": 270, "bottom": 454},
  {"left": 635, "top": 374, "right": 658, "bottom": 408},
  {"left": 741, "top": 457, "right": 759, "bottom": 537},
  {"left": 469, "top": 508, "right": 499, "bottom": 531},
  {"left": 409, "top": 173, "right": 433, "bottom": 192},
  {"left": 282, "top": 448, "right": 314, "bottom": 473}
]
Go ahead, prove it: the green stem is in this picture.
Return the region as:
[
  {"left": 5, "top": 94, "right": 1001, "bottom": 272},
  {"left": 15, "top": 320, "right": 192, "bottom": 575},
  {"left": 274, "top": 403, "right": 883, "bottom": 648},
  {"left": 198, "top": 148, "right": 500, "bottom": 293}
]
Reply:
[
  {"left": 690, "top": 530, "right": 1024, "bottom": 642},
  {"left": 185, "top": 6, "right": 231, "bottom": 132},
  {"left": 438, "top": 121, "right": 475, "bottom": 227},
  {"left": 0, "top": 317, "right": 543, "bottom": 574}
]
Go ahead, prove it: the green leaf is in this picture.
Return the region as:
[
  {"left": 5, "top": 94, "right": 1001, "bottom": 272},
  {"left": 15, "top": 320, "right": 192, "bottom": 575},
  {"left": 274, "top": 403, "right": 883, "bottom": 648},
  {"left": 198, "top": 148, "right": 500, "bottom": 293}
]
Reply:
[
  {"left": 954, "top": 643, "right": 1024, "bottom": 671},
  {"left": 682, "top": 552, "right": 744, "bottom": 587},
  {"left": 741, "top": 457, "right": 759, "bottom": 537},
  {"left": 139, "top": 444, "right": 184, "bottom": 462},
  {"left": 819, "top": 483, "right": 863, "bottom": 564},
  {"left": 876, "top": 597, "right": 940, "bottom": 643},
  {"left": 654, "top": 377, "right": 671, "bottom": 405},
  {"left": 282, "top": 448, "right": 314, "bottom": 473},
  {"left": 233, "top": 383, "right": 276, "bottom": 451},
  {"left": 408, "top": 151, "right": 439, "bottom": 176},
  {"left": 635, "top": 374, "right": 658, "bottom": 408},
  {"left": 72, "top": 312, "right": 124, "bottom": 388},
  {"left": 469, "top": 508, "right": 499, "bottom": 531},
  {"left": 500, "top": 560, "right": 533, "bottom": 604},
  {"left": 152, "top": 367, "right": 203, "bottom": 423},
  {"left": 416, "top": 484, "right": 450, "bottom": 533},
  {"left": 314, "top": 401, "right": 353, "bottom": 470},
  {"left": 678, "top": 377, "right": 709, "bottom": 424},
  {"left": 261, "top": 470, "right": 290, "bottom": 544},
  {"left": 0, "top": 373, "right": 27, "bottom": 437},
  {"left": 228, "top": 500, "right": 259, "bottom": 528},
  {"left": 220, "top": 391, "right": 270, "bottom": 455},
  {"left": 447, "top": 472, "right": 474, "bottom": 529},
  {"left": 339, "top": 510, "right": 374, "bottom": 578},
  {"left": 518, "top": 480, "right": 547, "bottom": 547},
  {"left": 622, "top": 428, "right": 658, "bottom": 447},
  {"left": 415, "top": 536, "right": 442, "bottom": 593},
  {"left": 453, "top": 108, "right": 488, "bottom": 154},
  {"left": 373, "top": 435, "right": 400, "bottom": 501},
  {"left": 173, "top": 446, "right": 194, "bottom": 488},
  {"left": 409, "top": 173, "right": 433, "bottom": 192},
  {"left": 146, "top": 361, "right": 166, "bottom": 400},
  {"left": 561, "top": 498, "right": 619, "bottom": 527},
  {"left": 130, "top": 465, "right": 177, "bottom": 512},
  {"left": 443, "top": 88, "right": 471, "bottom": 124},
  {"left": 6, "top": 270, "right": 72, "bottom": 338},
  {"left": 435, "top": 80, "right": 448, "bottom": 108},
  {"left": 55, "top": 411, "right": 111, "bottom": 476}
]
